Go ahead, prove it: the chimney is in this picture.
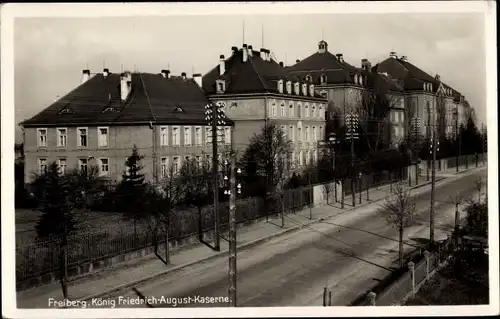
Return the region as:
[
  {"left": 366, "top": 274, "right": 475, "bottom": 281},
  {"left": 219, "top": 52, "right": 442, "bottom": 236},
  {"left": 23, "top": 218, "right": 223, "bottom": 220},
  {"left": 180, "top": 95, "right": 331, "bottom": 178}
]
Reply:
[
  {"left": 242, "top": 44, "right": 248, "bottom": 62},
  {"left": 231, "top": 46, "right": 238, "bottom": 54},
  {"left": 193, "top": 73, "right": 202, "bottom": 87},
  {"left": 120, "top": 71, "right": 132, "bottom": 102},
  {"left": 103, "top": 68, "right": 109, "bottom": 78},
  {"left": 181, "top": 72, "right": 187, "bottom": 80},
  {"left": 361, "top": 59, "right": 372, "bottom": 72},
  {"left": 435, "top": 74, "right": 441, "bottom": 81},
  {"left": 390, "top": 51, "right": 398, "bottom": 59},
  {"left": 219, "top": 55, "right": 226, "bottom": 76},
  {"left": 279, "top": 61, "right": 284, "bottom": 67},
  {"left": 82, "top": 69, "right": 90, "bottom": 84},
  {"left": 160, "top": 69, "right": 171, "bottom": 79},
  {"left": 296, "top": 59, "right": 300, "bottom": 63},
  {"left": 260, "top": 48, "right": 266, "bottom": 60},
  {"left": 400, "top": 55, "right": 408, "bottom": 62},
  {"left": 248, "top": 45, "right": 253, "bottom": 58},
  {"left": 336, "top": 54, "right": 343, "bottom": 63}
]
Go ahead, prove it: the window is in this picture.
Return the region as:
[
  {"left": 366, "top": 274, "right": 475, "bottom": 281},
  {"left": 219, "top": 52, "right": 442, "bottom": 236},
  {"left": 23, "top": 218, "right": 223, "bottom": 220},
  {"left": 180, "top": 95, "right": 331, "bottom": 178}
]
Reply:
[
  {"left": 56, "top": 128, "right": 67, "bottom": 147},
  {"left": 289, "top": 103, "right": 294, "bottom": 117},
  {"left": 313, "top": 126, "right": 317, "bottom": 141},
  {"left": 309, "top": 84, "right": 315, "bottom": 96},
  {"left": 320, "top": 74, "right": 327, "bottom": 84},
  {"left": 196, "top": 155, "right": 203, "bottom": 168},
  {"left": 289, "top": 125, "right": 295, "bottom": 142},
  {"left": 205, "top": 126, "right": 212, "bottom": 145},
  {"left": 298, "top": 151, "right": 303, "bottom": 166},
  {"left": 297, "top": 103, "right": 302, "bottom": 118},
  {"left": 79, "top": 158, "right": 88, "bottom": 175},
  {"left": 99, "top": 158, "right": 109, "bottom": 177},
  {"left": 37, "top": 128, "right": 47, "bottom": 148},
  {"left": 281, "top": 125, "right": 287, "bottom": 138},
  {"left": 280, "top": 103, "right": 285, "bottom": 117},
  {"left": 78, "top": 127, "right": 88, "bottom": 147},
  {"left": 160, "top": 126, "right": 168, "bottom": 146},
  {"left": 319, "top": 126, "right": 324, "bottom": 141},
  {"left": 286, "top": 81, "right": 292, "bottom": 94},
  {"left": 278, "top": 80, "right": 284, "bottom": 93},
  {"left": 224, "top": 127, "right": 231, "bottom": 144},
  {"left": 312, "top": 151, "right": 317, "bottom": 164},
  {"left": 294, "top": 82, "right": 300, "bottom": 95},
  {"left": 291, "top": 151, "right": 296, "bottom": 167},
  {"left": 195, "top": 126, "right": 202, "bottom": 146},
  {"left": 320, "top": 90, "right": 328, "bottom": 99},
  {"left": 271, "top": 103, "right": 277, "bottom": 117},
  {"left": 172, "top": 156, "right": 180, "bottom": 174},
  {"left": 305, "top": 104, "right": 309, "bottom": 118},
  {"left": 38, "top": 158, "right": 47, "bottom": 174},
  {"left": 319, "top": 106, "right": 323, "bottom": 119},
  {"left": 98, "top": 127, "right": 109, "bottom": 147},
  {"left": 305, "top": 150, "right": 310, "bottom": 165},
  {"left": 161, "top": 157, "right": 169, "bottom": 178},
  {"left": 172, "top": 126, "right": 180, "bottom": 146},
  {"left": 311, "top": 105, "right": 316, "bottom": 118},
  {"left": 305, "top": 126, "right": 309, "bottom": 142},
  {"left": 298, "top": 127, "right": 302, "bottom": 142},
  {"left": 58, "top": 158, "right": 67, "bottom": 175},
  {"left": 184, "top": 126, "right": 191, "bottom": 146},
  {"left": 302, "top": 83, "right": 307, "bottom": 96}
]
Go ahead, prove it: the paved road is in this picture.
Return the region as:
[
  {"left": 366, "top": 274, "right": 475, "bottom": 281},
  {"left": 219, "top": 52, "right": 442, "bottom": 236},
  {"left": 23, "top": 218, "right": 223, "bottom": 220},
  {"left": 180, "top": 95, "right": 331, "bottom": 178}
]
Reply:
[{"left": 89, "top": 168, "right": 487, "bottom": 308}]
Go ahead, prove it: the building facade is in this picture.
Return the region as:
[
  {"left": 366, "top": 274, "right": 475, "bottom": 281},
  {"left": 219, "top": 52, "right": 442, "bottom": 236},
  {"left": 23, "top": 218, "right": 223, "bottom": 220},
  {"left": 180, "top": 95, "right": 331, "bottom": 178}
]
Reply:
[
  {"left": 202, "top": 44, "right": 328, "bottom": 171},
  {"left": 21, "top": 69, "right": 232, "bottom": 184}
]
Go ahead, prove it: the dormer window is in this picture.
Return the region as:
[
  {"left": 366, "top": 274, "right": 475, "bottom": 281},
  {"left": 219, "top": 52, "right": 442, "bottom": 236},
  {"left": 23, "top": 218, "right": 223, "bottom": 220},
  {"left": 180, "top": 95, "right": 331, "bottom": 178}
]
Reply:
[
  {"left": 302, "top": 83, "right": 307, "bottom": 96},
  {"left": 294, "top": 82, "right": 300, "bottom": 95},
  {"left": 278, "top": 79, "right": 284, "bottom": 94},
  {"left": 216, "top": 79, "right": 226, "bottom": 93},
  {"left": 354, "top": 74, "right": 359, "bottom": 84},
  {"left": 286, "top": 81, "right": 292, "bottom": 94},
  {"left": 309, "top": 84, "right": 314, "bottom": 97},
  {"left": 320, "top": 74, "right": 327, "bottom": 84},
  {"left": 358, "top": 75, "right": 363, "bottom": 86},
  {"left": 102, "top": 107, "right": 119, "bottom": 113},
  {"left": 423, "top": 83, "right": 426, "bottom": 91},
  {"left": 320, "top": 90, "right": 328, "bottom": 99},
  {"left": 58, "top": 107, "right": 74, "bottom": 115},
  {"left": 174, "top": 107, "right": 185, "bottom": 113},
  {"left": 305, "top": 75, "right": 312, "bottom": 83}
]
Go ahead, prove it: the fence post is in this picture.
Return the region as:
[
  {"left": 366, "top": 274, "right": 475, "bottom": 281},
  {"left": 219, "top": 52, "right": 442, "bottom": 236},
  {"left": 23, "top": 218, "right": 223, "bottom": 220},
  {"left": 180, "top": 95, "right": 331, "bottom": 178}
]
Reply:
[
  {"left": 368, "top": 291, "right": 376, "bottom": 306},
  {"left": 424, "top": 250, "right": 430, "bottom": 279},
  {"left": 408, "top": 261, "right": 415, "bottom": 295}
]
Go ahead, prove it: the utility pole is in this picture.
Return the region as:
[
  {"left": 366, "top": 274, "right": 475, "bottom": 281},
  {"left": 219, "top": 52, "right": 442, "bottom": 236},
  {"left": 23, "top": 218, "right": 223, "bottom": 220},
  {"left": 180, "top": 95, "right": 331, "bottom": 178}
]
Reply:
[
  {"left": 205, "top": 102, "right": 226, "bottom": 251},
  {"left": 345, "top": 113, "right": 359, "bottom": 207},
  {"left": 429, "top": 124, "right": 438, "bottom": 247},
  {"left": 454, "top": 106, "right": 459, "bottom": 172},
  {"left": 227, "top": 126, "right": 238, "bottom": 307}
]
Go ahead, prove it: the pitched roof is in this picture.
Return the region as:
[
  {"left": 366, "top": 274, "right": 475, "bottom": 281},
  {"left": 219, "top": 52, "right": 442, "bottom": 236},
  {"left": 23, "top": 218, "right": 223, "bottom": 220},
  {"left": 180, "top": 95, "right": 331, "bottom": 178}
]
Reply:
[
  {"left": 285, "top": 43, "right": 360, "bottom": 85},
  {"left": 21, "top": 72, "right": 227, "bottom": 127},
  {"left": 202, "top": 48, "right": 325, "bottom": 99},
  {"left": 378, "top": 57, "right": 462, "bottom": 97}
]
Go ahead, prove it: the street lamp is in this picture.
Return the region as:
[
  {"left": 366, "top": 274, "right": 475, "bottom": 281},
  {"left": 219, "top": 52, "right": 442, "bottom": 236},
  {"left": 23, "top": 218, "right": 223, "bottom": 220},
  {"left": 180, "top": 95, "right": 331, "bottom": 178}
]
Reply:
[{"left": 328, "top": 132, "right": 341, "bottom": 203}]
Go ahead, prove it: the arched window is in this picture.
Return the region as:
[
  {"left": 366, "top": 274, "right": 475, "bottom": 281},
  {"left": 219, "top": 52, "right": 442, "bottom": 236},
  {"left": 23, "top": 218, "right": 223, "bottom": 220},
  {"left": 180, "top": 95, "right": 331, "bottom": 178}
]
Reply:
[
  {"left": 318, "top": 105, "right": 323, "bottom": 118},
  {"left": 297, "top": 103, "right": 302, "bottom": 118},
  {"left": 271, "top": 102, "right": 277, "bottom": 117},
  {"left": 309, "top": 84, "right": 315, "bottom": 97},
  {"left": 278, "top": 80, "right": 284, "bottom": 93},
  {"left": 280, "top": 102, "right": 285, "bottom": 117},
  {"left": 311, "top": 105, "right": 316, "bottom": 118},
  {"left": 294, "top": 82, "right": 300, "bottom": 95},
  {"left": 304, "top": 104, "right": 309, "bottom": 118},
  {"left": 354, "top": 74, "right": 359, "bottom": 84},
  {"left": 305, "top": 75, "right": 312, "bottom": 83},
  {"left": 286, "top": 81, "right": 292, "bottom": 94},
  {"left": 320, "top": 74, "right": 327, "bottom": 84},
  {"left": 289, "top": 102, "right": 294, "bottom": 117}
]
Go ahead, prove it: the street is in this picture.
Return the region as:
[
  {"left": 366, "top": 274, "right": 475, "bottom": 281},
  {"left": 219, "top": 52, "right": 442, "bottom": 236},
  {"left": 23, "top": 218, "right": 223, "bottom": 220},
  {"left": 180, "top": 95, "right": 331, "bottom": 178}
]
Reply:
[{"left": 92, "top": 168, "right": 487, "bottom": 308}]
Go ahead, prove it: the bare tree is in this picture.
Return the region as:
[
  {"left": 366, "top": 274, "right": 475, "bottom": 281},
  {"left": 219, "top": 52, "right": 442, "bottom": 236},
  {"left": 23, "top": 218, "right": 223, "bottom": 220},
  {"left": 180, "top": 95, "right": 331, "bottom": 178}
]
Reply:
[
  {"left": 474, "top": 177, "right": 484, "bottom": 203},
  {"left": 379, "top": 183, "right": 416, "bottom": 268},
  {"left": 175, "top": 155, "right": 213, "bottom": 243}
]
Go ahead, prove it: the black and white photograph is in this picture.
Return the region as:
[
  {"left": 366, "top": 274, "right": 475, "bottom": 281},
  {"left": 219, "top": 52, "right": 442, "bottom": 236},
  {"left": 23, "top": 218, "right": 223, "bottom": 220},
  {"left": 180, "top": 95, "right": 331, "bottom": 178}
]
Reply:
[{"left": 1, "top": 2, "right": 498, "bottom": 318}]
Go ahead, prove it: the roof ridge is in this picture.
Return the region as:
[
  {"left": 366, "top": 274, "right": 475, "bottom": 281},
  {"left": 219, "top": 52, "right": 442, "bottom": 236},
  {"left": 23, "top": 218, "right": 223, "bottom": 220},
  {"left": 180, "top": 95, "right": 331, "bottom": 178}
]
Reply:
[{"left": 139, "top": 74, "right": 157, "bottom": 121}]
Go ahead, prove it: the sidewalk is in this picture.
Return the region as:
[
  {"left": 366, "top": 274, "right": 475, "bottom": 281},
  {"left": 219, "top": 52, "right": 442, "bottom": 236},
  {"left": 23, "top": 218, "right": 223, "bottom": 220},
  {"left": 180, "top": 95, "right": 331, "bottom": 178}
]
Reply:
[{"left": 17, "top": 168, "right": 477, "bottom": 308}]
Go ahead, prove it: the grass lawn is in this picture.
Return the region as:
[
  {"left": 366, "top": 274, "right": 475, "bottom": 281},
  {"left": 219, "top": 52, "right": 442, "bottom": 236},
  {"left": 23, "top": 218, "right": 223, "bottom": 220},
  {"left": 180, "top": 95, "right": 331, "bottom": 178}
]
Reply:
[{"left": 405, "top": 250, "right": 489, "bottom": 305}]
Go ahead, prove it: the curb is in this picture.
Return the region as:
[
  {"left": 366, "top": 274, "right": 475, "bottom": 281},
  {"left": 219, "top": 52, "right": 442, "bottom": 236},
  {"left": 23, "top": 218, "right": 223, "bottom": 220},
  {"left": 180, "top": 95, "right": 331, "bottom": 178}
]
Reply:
[{"left": 66, "top": 174, "right": 455, "bottom": 304}]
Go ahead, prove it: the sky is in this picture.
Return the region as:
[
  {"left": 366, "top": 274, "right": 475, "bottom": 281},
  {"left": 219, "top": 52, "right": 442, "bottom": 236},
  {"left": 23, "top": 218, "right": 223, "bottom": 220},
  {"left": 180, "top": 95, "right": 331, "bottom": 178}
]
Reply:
[{"left": 13, "top": 12, "right": 487, "bottom": 142}]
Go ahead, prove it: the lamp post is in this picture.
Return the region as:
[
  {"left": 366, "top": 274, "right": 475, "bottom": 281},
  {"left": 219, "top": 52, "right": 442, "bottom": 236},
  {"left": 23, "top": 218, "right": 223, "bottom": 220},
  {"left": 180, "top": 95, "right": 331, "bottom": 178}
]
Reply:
[
  {"left": 345, "top": 113, "right": 359, "bottom": 207},
  {"left": 411, "top": 117, "right": 421, "bottom": 185},
  {"left": 358, "top": 172, "right": 362, "bottom": 204}
]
